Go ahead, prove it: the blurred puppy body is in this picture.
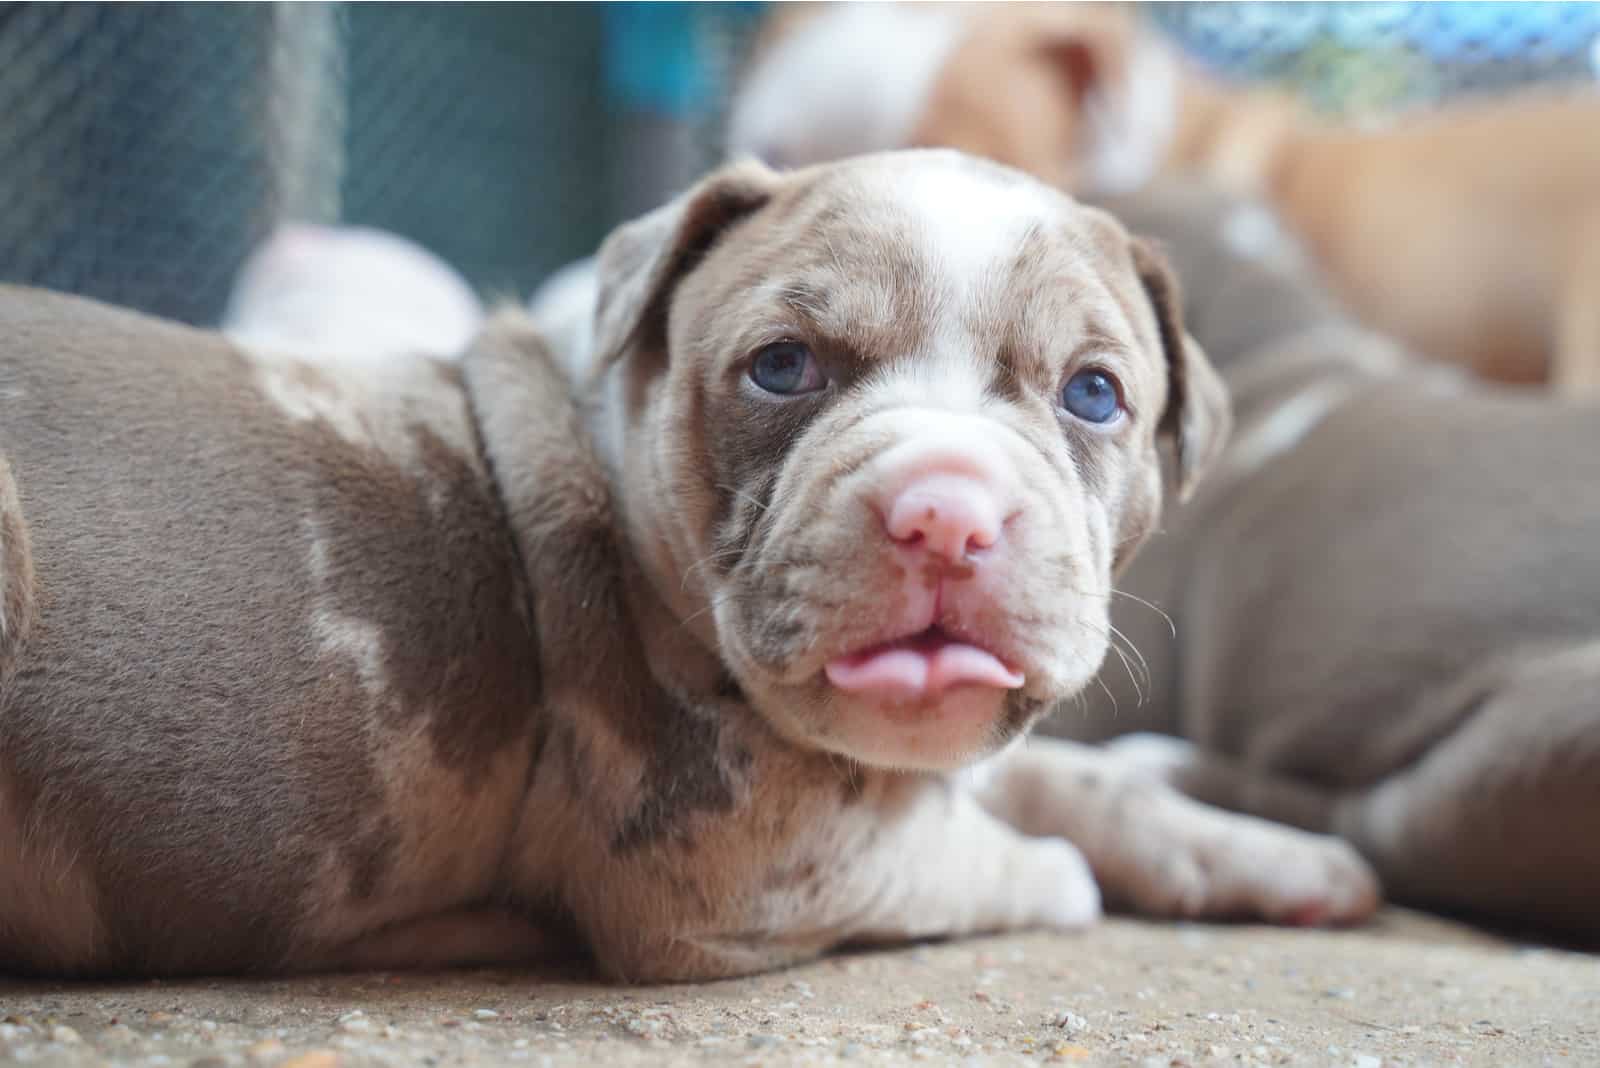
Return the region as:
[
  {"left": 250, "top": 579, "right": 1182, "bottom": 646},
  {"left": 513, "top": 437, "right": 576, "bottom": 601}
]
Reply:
[
  {"left": 1076, "top": 180, "right": 1600, "bottom": 945},
  {"left": 730, "top": 2, "right": 1600, "bottom": 393}
]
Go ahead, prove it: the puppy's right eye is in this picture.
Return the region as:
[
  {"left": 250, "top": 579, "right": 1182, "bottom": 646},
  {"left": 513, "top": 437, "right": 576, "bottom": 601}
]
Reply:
[
  {"left": 750, "top": 341, "right": 826, "bottom": 395},
  {"left": 1060, "top": 367, "right": 1123, "bottom": 425}
]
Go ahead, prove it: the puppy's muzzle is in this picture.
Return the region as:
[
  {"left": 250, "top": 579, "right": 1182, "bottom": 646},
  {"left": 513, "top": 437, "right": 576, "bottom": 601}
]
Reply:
[{"left": 825, "top": 425, "right": 1028, "bottom": 703}]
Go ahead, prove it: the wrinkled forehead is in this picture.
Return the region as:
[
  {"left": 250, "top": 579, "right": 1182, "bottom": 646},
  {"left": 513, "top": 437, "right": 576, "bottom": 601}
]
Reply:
[{"left": 726, "top": 157, "right": 1148, "bottom": 367}]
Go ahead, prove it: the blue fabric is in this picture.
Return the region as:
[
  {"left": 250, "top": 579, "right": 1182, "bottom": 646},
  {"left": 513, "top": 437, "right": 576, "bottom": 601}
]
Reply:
[
  {"left": 602, "top": 2, "right": 765, "bottom": 115},
  {"left": 1408, "top": 2, "right": 1600, "bottom": 61},
  {"left": 1170, "top": 1, "right": 1600, "bottom": 68}
]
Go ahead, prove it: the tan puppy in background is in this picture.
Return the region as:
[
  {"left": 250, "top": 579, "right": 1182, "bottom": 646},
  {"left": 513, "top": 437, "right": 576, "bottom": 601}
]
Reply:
[
  {"left": 729, "top": 2, "right": 1600, "bottom": 393},
  {"left": 0, "top": 151, "right": 1376, "bottom": 980}
]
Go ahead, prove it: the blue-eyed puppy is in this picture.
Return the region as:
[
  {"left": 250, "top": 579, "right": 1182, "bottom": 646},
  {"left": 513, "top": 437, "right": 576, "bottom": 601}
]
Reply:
[{"left": 0, "top": 150, "right": 1373, "bottom": 982}]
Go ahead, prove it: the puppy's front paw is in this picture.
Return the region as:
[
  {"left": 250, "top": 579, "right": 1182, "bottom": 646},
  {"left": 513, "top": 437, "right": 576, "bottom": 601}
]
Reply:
[
  {"left": 1222, "top": 824, "right": 1376, "bottom": 927},
  {"left": 1015, "top": 838, "right": 1102, "bottom": 930},
  {"left": 1107, "top": 797, "right": 1380, "bottom": 926}
]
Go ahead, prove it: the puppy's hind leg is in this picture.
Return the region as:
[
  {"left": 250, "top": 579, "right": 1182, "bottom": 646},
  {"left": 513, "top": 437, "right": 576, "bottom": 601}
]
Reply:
[{"left": 1332, "top": 642, "right": 1600, "bottom": 945}]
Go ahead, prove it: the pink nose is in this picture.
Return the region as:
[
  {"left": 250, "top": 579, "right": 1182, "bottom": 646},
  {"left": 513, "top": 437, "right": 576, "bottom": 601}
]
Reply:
[{"left": 885, "top": 473, "right": 1004, "bottom": 562}]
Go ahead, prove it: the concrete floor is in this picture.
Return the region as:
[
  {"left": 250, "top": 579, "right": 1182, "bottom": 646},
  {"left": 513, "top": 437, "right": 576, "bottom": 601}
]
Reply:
[{"left": 2, "top": 908, "right": 1595, "bottom": 1068}]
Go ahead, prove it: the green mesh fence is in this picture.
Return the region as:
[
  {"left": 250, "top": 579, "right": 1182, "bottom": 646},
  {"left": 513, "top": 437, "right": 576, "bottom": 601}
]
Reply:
[
  {"left": 0, "top": 2, "right": 1593, "bottom": 326},
  {"left": 0, "top": 3, "right": 608, "bottom": 324}
]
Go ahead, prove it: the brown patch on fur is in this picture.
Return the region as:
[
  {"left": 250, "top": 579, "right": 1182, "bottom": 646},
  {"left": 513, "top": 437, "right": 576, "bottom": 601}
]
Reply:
[
  {"left": 611, "top": 695, "right": 742, "bottom": 853},
  {"left": 305, "top": 421, "right": 537, "bottom": 777}
]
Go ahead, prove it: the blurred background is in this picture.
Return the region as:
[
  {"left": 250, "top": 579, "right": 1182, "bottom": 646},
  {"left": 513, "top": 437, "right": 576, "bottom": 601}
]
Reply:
[{"left": 1, "top": 1, "right": 1597, "bottom": 328}]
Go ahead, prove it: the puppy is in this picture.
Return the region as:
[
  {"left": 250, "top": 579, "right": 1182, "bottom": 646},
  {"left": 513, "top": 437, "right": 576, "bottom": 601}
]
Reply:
[
  {"left": 1072, "top": 180, "right": 1600, "bottom": 945},
  {"left": 730, "top": 3, "right": 1600, "bottom": 393},
  {"left": 0, "top": 151, "right": 1373, "bottom": 981}
]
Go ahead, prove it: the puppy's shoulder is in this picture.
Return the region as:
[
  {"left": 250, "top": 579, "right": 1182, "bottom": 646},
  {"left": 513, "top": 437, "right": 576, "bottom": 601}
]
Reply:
[
  {"left": 464, "top": 306, "right": 580, "bottom": 423},
  {"left": 462, "top": 306, "right": 611, "bottom": 539}
]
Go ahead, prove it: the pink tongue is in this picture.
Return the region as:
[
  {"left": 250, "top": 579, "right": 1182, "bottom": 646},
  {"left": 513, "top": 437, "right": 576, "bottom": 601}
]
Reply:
[{"left": 825, "top": 641, "right": 1025, "bottom": 702}]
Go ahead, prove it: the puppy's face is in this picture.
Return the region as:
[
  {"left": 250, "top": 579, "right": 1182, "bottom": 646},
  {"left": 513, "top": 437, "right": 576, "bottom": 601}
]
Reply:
[{"left": 594, "top": 151, "right": 1226, "bottom": 771}]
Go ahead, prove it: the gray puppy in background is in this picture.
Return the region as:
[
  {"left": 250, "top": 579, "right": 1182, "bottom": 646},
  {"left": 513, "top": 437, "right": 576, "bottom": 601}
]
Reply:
[{"left": 1073, "top": 181, "right": 1600, "bottom": 945}]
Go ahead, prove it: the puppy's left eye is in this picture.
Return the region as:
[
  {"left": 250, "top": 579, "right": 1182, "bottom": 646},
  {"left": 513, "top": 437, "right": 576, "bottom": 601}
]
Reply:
[
  {"left": 750, "top": 341, "right": 827, "bottom": 395},
  {"left": 1060, "top": 368, "right": 1123, "bottom": 424}
]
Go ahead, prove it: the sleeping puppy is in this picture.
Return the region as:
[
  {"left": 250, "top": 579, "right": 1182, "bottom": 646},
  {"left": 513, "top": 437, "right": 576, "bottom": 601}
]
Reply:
[
  {"left": 0, "top": 150, "right": 1374, "bottom": 981},
  {"left": 1074, "top": 181, "right": 1600, "bottom": 945}
]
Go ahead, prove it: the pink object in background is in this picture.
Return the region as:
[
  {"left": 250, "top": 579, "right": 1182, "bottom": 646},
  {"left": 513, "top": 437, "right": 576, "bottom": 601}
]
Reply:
[{"left": 223, "top": 223, "right": 484, "bottom": 364}]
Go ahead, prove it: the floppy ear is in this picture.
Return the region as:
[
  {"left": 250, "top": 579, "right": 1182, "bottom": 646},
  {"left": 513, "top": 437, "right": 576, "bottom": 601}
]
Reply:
[
  {"left": 1041, "top": 24, "right": 1129, "bottom": 109},
  {"left": 1031, "top": 6, "right": 1175, "bottom": 193},
  {"left": 1028, "top": 0, "right": 1145, "bottom": 117},
  {"left": 592, "top": 159, "right": 782, "bottom": 377},
  {"left": 1130, "top": 237, "right": 1231, "bottom": 502}
]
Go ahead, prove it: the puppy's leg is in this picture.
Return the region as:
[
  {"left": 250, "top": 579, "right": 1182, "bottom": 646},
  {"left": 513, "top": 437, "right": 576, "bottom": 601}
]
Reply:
[
  {"left": 975, "top": 737, "right": 1378, "bottom": 925},
  {"left": 1550, "top": 213, "right": 1600, "bottom": 396},
  {"left": 588, "top": 782, "right": 1103, "bottom": 984},
  {"left": 842, "top": 782, "right": 1102, "bottom": 945},
  {"left": 1332, "top": 642, "right": 1600, "bottom": 944}
]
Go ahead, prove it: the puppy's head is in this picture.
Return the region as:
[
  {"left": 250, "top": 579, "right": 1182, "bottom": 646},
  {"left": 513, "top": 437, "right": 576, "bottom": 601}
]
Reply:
[{"left": 595, "top": 150, "right": 1227, "bottom": 771}]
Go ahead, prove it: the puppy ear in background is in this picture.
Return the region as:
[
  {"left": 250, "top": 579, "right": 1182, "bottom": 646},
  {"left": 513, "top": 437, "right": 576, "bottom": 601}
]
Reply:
[
  {"left": 1034, "top": 7, "right": 1180, "bottom": 194},
  {"left": 222, "top": 223, "right": 485, "bottom": 365},
  {"left": 592, "top": 158, "right": 781, "bottom": 375},
  {"left": 1131, "top": 237, "right": 1231, "bottom": 502}
]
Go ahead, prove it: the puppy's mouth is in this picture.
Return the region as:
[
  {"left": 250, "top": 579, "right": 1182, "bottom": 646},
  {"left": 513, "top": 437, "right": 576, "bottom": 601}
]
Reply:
[{"left": 823, "top": 625, "right": 1025, "bottom": 706}]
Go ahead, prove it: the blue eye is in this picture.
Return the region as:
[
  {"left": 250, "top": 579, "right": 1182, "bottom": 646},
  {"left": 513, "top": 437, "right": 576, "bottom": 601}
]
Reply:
[
  {"left": 1061, "top": 368, "right": 1122, "bottom": 424},
  {"left": 750, "top": 341, "right": 826, "bottom": 395}
]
